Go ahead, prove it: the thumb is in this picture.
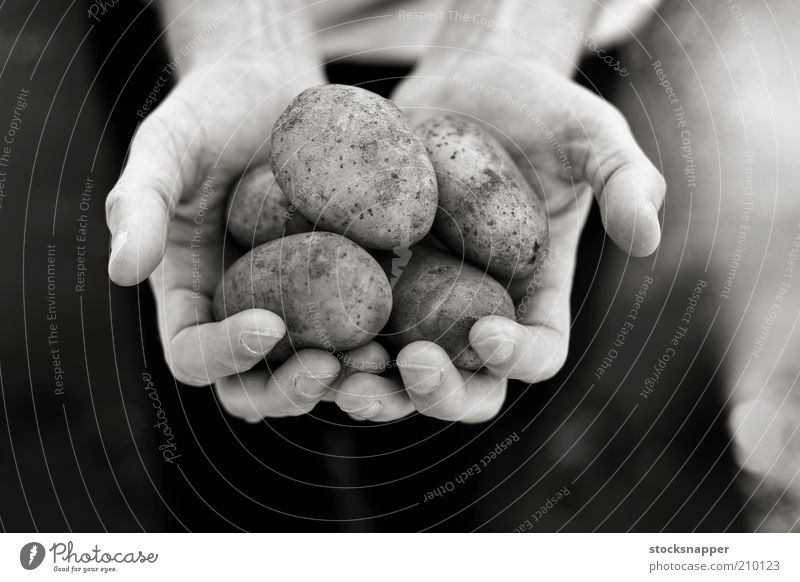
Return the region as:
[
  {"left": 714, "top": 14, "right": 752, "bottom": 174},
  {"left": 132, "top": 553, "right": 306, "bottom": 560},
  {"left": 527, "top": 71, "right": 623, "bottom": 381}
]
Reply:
[
  {"left": 581, "top": 106, "right": 666, "bottom": 258},
  {"left": 105, "top": 98, "right": 201, "bottom": 286}
]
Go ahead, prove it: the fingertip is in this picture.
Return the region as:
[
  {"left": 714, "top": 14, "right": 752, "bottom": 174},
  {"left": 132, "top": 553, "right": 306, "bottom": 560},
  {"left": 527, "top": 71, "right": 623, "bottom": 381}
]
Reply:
[
  {"left": 228, "top": 309, "right": 286, "bottom": 339},
  {"left": 343, "top": 342, "right": 390, "bottom": 374},
  {"left": 397, "top": 342, "right": 450, "bottom": 395},
  {"left": 287, "top": 353, "right": 341, "bottom": 401},
  {"left": 108, "top": 228, "right": 139, "bottom": 286},
  {"left": 630, "top": 199, "right": 661, "bottom": 257},
  {"left": 470, "top": 316, "right": 515, "bottom": 343},
  {"left": 397, "top": 341, "right": 449, "bottom": 369},
  {"left": 601, "top": 155, "right": 664, "bottom": 258},
  {"left": 215, "top": 376, "right": 264, "bottom": 422},
  {"left": 238, "top": 330, "right": 282, "bottom": 357},
  {"left": 337, "top": 371, "right": 377, "bottom": 397},
  {"left": 108, "top": 227, "right": 166, "bottom": 287},
  {"left": 607, "top": 197, "right": 661, "bottom": 258},
  {"left": 473, "top": 320, "right": 567, "bottom": 382},
  {"left": 338, "top": 373, "right": 414, "bottom": 422},
  {"left": 335, "top": 372, "right": 381, "bottom": 414},
  {"left": 470, "top": 316, "right": 518, "bottom": 366},
  {"left": 235, "top": 309, "right": 286, "bottom": 356},
  {"left": 291, "top": 348, "right": 342, "bottom": 379},
  {"left": 107, "top": 189, "right": 169, "bottom": 286},
  {"left": 458, "top": 376, "right": 507, "bottom": 424}
]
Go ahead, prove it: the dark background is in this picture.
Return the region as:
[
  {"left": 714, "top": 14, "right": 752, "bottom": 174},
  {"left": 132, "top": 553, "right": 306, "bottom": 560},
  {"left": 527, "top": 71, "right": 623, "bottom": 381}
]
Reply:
[{"left": 0, "top": 0, "right": 746, "bottom": 532}]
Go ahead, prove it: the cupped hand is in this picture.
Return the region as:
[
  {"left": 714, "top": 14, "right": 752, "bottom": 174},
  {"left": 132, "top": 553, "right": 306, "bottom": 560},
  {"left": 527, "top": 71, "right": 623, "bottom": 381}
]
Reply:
[
  {"left": 105, "top": 48, "right": 346, "bottom": 421},
  {"left": 335, "top": 53, "right": 665, "bottom": 423}
]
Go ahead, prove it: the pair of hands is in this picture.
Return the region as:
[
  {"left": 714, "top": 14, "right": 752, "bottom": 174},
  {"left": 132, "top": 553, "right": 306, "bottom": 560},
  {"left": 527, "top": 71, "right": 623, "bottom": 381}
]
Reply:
[{"left": 105, "top": 44, "right": 665, "bottom": 424}]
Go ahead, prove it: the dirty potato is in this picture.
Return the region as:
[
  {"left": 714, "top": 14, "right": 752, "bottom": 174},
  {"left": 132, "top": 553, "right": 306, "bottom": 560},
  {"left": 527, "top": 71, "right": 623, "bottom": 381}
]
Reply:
[
  {"left": 226, "top": 165, "right": 311, "bottom": 248},
  {"left": 270, "top": 84, "right": 438, "bottom": 250},
  {"left": 417, "top": 115, "right": 549, "bottom": 279},
  {"left": 214, "top": 232, "right": 393, "bottom": 361},
  {"left": 388, "top": 245, "right": 515, "bottom": 370}
]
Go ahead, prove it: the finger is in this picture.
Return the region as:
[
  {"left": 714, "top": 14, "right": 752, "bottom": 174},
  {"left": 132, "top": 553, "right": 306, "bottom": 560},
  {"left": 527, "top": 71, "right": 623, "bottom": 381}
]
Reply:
[
  {"left": 216, "top": 349, "right": 341, "bottom": 420},
  {"left": 336, "top": 373, "right": 414, "bottom": 422},
  {"left": 339, "top": 341, "right": 391, "bottom": 376},
  {"left": 397, "top": 341, "right": 506, "bottom": 423},
  {"left": 148, "top": 215, "right": 230, "bottom": 386},
  {"left": 472, "top": 201, "right": 585, "bottom": 383},
  {"left": 578, "top": 103, "right": 666, "bottom": 257},
  {"left": 324, "top": 341, "right": 390, "bottom": 402},
  {"left": 106, "top": 98, "right": 201, "bottom": 286},
  {"left": 470, "top": 315, "right": 569, "bottom": 384},
  {"left": 167, "top": 308, "right": 286, "bottom": 387}
]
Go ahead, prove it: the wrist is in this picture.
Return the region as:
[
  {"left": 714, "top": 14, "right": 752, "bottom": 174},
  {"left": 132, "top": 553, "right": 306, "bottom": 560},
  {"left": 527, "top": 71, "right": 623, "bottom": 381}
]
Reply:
[
  {"left": 430, "top": 0, "right": 599, "bottom": 75},
  {"left": 159, "top": 0, "right": 321, "bottom": 76}
]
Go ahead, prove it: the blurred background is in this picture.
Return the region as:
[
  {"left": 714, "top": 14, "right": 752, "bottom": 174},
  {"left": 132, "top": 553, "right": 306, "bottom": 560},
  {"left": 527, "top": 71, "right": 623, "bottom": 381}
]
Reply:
[{"left": 0, "top": 0, "right": 796, "bottom": 532}]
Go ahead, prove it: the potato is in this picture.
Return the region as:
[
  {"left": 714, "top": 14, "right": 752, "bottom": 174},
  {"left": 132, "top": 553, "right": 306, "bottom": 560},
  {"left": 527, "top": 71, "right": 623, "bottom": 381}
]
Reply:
[
  {"left": 213, "top": 232, "right": 392, "bottom": 361},
  {"left": 416, "top": 116, "right": 549, "bottom": 279},
  {"left": 269, "top": 84, "right": 438, "bottom": 250},
  {"left": 387, "top": 245, "right": 515, "bottom": 370},
  {"left": 226, "top": 166, "right": 311, "bottom": 248}
]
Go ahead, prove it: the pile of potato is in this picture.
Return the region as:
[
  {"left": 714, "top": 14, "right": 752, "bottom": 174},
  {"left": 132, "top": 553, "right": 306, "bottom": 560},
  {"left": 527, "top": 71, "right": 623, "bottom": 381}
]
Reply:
[{"left": 213, "top": 84, "right": 548, "bottom": 370}]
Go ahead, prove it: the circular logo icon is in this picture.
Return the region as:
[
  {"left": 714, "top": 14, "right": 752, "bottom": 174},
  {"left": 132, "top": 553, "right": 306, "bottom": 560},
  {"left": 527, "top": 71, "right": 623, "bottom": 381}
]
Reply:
[{"left": 20, "top": 542, "right": 45, "bottom": 570}]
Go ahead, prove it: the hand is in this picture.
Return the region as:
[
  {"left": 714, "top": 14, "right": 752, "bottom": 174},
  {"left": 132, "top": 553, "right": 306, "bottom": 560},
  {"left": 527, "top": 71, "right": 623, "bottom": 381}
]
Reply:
[
  {"left": 105, "top": 5, "right": 341, "bottom": 421},
  {"left": 336, "top": 52, "right": 665, "bottom": 423}
]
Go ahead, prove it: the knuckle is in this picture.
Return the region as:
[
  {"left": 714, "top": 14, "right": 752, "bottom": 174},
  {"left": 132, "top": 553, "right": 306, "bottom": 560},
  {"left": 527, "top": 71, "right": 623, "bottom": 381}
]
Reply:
[{"left": 137, "top": 108, "right": 184, "bottom": 149}]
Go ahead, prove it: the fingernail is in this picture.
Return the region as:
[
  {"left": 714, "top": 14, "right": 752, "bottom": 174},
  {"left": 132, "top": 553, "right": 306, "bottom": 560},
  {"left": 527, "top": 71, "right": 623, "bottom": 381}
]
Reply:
[
  {"left": 472, "top": 335, "right": 515, "bottom": 364},
  {"left": 109, "top": 228, "right": 127, "bottom": 267},
  {"left": 240, "top": 330, "right": 283, "bottom": 355},
  {"left": 349, "top": 359, "right": 386, "bottom": 374},
  {"left": 346, "top": 400, "right": 382, "bottom": 419},
  {"left": 294, "top": 372, "right": 337, "bottom": 399},
  {"left": 399, "top": 364, "right": 442, "bottom": 394}
]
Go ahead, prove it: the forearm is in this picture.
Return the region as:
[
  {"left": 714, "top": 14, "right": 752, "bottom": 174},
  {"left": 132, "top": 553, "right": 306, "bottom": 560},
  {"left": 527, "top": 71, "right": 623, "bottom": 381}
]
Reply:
[
  {"left": 431, "top": 0, "right": 600, "bottom": 74},
  {"left": 158, "top": 0, "right": 320, "bottom": 75}
]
